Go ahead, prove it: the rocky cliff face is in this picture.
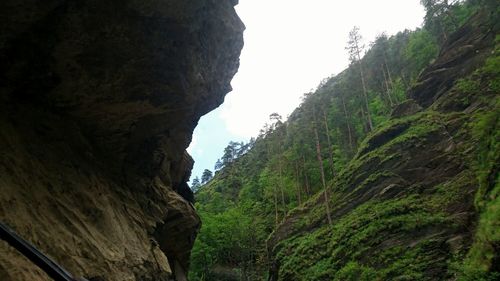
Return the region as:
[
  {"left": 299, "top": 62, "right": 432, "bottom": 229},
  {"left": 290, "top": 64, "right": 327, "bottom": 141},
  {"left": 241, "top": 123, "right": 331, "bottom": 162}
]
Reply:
[
  {"left": 267, "top": 12, "right": 498, "bottom": 280},
  {"left": 0, "top": 1, "right": 243, "bottom": 280}
]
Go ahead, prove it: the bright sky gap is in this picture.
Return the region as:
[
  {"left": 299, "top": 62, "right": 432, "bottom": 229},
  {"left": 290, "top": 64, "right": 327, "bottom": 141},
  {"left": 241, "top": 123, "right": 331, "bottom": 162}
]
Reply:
[{"left": 188, "top": 0, "right": 425, "bottom": 181}]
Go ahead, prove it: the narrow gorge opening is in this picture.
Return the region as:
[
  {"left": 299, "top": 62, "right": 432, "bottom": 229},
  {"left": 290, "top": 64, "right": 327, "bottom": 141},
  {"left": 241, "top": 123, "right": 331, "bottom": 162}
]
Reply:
[
  {"left": 1, "top": 1, "right": 498, "bottom": 281},
  {"left": 187, "top": 1, "right": 499, "bottom": 280}
]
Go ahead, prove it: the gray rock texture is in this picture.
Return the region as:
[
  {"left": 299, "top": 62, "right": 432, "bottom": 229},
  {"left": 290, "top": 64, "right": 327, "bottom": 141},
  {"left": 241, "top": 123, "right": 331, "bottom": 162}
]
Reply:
[{"left": 0, "top": 1, "right": 244, "bottom": 280}]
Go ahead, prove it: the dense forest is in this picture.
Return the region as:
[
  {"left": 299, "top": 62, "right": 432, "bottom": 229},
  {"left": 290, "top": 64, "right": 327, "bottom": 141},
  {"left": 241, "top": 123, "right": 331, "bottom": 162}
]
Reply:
[{"left": 189, "top": 1, "right": 499, "bottom": 280}]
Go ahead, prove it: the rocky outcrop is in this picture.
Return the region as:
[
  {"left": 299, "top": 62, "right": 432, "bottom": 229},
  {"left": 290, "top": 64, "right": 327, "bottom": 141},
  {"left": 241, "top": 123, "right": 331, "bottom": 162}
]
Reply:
[
  {"left": 409, "top": 11, "right": 495, "bottom": 108},
  {"left": 267, "top": 12, "right": 498, "bottom": 281},
  {"left": 0, "top": 0, "right": 243, "bottom": 280}
]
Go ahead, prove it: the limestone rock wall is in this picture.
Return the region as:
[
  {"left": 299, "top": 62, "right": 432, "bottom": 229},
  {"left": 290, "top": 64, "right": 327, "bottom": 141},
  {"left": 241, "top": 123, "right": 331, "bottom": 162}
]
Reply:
[{"left": 0, "top": 1, "right": 244, "bottom": 280}]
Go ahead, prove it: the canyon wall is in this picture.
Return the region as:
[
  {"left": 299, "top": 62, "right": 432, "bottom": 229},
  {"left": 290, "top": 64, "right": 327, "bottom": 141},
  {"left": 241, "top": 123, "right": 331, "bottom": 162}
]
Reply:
[
  {"left": 267, "top": 12, "right": 498, "bottom": 281},
  {"left": 0, "top": 1, "right": 244, "bottom": 280}
]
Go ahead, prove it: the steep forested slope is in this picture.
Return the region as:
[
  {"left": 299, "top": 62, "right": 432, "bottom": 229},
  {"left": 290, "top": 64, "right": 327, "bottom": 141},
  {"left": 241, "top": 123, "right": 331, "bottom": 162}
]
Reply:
[
  {"left": 190, "top": 2, "right": 498, "bottom": 280},
  {"left": 268, "top": 24, "right": 499, "bottom": 280}
]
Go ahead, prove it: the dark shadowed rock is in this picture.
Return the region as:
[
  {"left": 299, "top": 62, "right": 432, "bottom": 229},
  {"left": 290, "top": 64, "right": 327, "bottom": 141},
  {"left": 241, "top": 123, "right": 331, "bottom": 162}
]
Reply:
[
  {"left": 390, "top": 99, "right": 422, "bottom": 118},
  {"left": 0, "top": 0, "right": 244, "bottom": 280},
  {"left": 409, "top": 11, "right": 495, "bottom": 108}
]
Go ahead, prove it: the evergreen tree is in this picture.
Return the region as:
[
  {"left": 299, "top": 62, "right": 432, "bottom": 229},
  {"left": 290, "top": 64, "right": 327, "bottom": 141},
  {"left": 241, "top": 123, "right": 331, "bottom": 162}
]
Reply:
[
  {"left": 191, "top": 176, "right": 201, "bottom": 192},
  {"left": 214, "top": 159, "right": 223, "bottom": 171},
  {"left": 221, "top": 141, "right": 240, "bottom": 165},
  {"left": 420, "top": 0, "right": 458, "bottom": 42},
  {"left": 189, "top": 2, "right": 485, "bottom": 276},
  {"left": 201, "top": 169, "right": 213, "bottom": 184},
  {"left": 346, "top": 26, "right": 374, "bottom": 131},
  {"left": 312, "top": 106, "right": 333, "bottom": 225}
]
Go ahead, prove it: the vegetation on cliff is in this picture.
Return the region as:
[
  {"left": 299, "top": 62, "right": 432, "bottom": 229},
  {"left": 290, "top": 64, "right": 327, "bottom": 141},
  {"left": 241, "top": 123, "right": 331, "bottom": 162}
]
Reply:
[{"left": 189, "top": 1, "right": 498, "bottom": 280}]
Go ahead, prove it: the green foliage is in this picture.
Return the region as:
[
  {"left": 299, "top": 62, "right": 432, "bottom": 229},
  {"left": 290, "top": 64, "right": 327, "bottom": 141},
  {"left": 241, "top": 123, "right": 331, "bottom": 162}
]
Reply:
[
  {"left": 275, "top": 190, "right": 458, "bottom": 280},
  {"left": 455, "top": 77, "right": 481, "bottom": 93},
  {"left": 420, "top": 0, "right": 481, "bottom": 44},
  {"left": 404, "top": 29, "right": 439, "bottom": 81},
  {"left": 189, "top": 2, "right": 493, "bottom": 279},
  {"left": 333, "top": 261, "right": 379, "bottom": 281},
  {"left": 456, "top": 96, "right": 499, "bottom": 280},
  {"left": 390, "top": 78, "right": 407, "bottom": 103},
  {"left": 454, "top": 37, "right": 500, "bottom": 95},
  {"left": 369, "top": 94, "right": 390, "bottom": 126},
  {"left": 201, "top": 169, "right": 213, "bottom": 184},
  {"left": 480, "top": 36, "right": 500, "bottom": 93},
  {"left": 191, "top": 197, "right": 270, "bottom": 280},
  {"left": 191, "top": 176, "right": 201, "bottom": 192},
  {"left": 272, "top": 108, "right": 482, "bottom": 280}
]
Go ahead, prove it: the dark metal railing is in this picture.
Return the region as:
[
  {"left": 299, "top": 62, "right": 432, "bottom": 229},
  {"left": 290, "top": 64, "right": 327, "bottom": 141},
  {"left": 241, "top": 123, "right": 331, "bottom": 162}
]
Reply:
[{"left": 0, "top": 221, "right": 86, "bottom": 281}]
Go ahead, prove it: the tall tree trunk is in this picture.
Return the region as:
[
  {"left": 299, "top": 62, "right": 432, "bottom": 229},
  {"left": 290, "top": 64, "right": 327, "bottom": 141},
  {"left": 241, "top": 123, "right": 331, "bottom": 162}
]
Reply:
[
  {"left": 359, "top": 107, "right": 369, "bottom": 134},
  {"left": 381, "top": 65, "right": 394, "bottom": 107},
  {"left": 348, "top": 26, "right": 373, "bottom": 131},
  {"left": 438, "top": 19, "right": 449, "bottom": 42},
  {"left": 322, "top": 108, "right": 336, "bottom": 178},
  {"left": 443, "top": 0, "right": 459, "bottom": 29},
  {"left": 312, "top": 109, "right": 333, "bottom": 225},
  {"left": 295, "top": 162, "right": 302, "bottom": 205},
  {"left": 276, "top": 127, "right": 286, "bottom": 218},
  {"left": 273, "top": 185, "right": 279, "bottom": 227},
  {"left": 382, "top": 50, "right": 393, "bottom": 87},
  {"left": 278, "top": 156, "right": 286, "bottom": 218},
  {"left": 267, "top": 143, "right": 279, "bottom": 227},
  {"left": 401, "top": 72, "right": 409, "bottom": 89},
  {"left": 302, "top": 154, "right": 310, "bottom": 197},
  {"left": 341, "top": 95, "right": 354, "bottom": 151},
  {"left": 358, "top": 59, "right": 374, "bottom": 131}
]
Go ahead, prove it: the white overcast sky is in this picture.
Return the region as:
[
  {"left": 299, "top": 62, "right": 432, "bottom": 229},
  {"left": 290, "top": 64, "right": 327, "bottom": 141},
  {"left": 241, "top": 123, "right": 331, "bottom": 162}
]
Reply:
[{"left": 189, "top": 0, "right": 425, "bottom": 181}]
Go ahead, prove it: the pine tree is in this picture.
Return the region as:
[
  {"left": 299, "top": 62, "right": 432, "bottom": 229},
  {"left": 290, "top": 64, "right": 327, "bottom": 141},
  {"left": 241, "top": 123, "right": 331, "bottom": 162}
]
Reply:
[
  {"left": 420, "top": 0, "right": 459, "bottom": 43},
  {"left": 340, "top": 90, "right": 354, "bottom": 151},
  {"left": 322, "top": 107, "right": 336, "bottom": 178},
  {"left": 191, "top": 177, "right": 201, "bottom": 192},
  {"left": 214, "top": 159, "right": 223, "bottom": 171},
  {"left": 346, "top": 26, "right": 374, "bottom": 131},
  {"left": 201, "top": 169, "right": 213, "bottom": 184},
  {"left": 312, "top": 106, "right": 333, "bottom": 225},
  {"left": 269, "top": 113, "right": 287, "bottom": 218}
]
